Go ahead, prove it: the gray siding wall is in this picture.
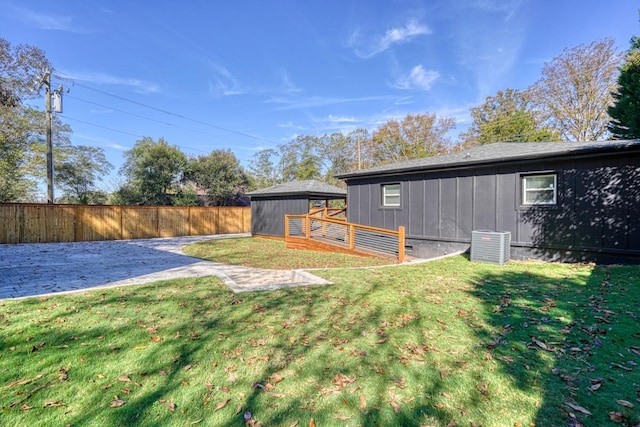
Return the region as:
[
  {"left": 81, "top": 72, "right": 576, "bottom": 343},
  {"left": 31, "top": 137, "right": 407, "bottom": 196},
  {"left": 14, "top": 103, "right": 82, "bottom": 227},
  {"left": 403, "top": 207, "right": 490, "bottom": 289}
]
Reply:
[
  {"left": 251, "top": 196, "right": 309, "bottom": 237},
  {"left": 346, "top": 152, "right": 640, "bottom": 263}
]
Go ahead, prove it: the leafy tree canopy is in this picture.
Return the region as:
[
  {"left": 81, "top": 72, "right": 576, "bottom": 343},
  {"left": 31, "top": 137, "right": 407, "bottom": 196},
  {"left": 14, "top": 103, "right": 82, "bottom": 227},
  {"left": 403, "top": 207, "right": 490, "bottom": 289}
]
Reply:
[
  {"left": 608, "top": 35, "right": 640, "bottom": 139},
  {"left": 531, "top": 38, "right": 621, "bottom": 141},
  {"left": 371, "top": 113, "right": 454, "bottom": 164},
  {"left": 118, "top": 136, "right": 187, "bottom": 205},
  {"left": 462, "top": 89, "right": 558, "bottom": 146},
  {"left": 185, "top": 149, "right": 249, "bottom": 206}
]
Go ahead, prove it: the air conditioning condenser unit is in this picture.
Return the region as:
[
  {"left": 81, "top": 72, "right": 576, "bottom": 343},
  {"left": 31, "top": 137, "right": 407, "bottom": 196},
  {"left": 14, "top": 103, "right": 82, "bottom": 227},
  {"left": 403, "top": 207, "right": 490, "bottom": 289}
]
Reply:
[{"left": 470, "top": 231, "right": 511, "bottom": 265}]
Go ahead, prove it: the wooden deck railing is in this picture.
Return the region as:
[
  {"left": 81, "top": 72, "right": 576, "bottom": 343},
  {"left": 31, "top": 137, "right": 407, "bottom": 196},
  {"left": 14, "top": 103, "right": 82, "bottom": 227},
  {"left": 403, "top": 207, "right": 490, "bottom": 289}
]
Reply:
[
  {"left": 285, "top": 213, "right": 405, "bottom": 262},
  {"left": 308, "top": 207, "right": 347, "bottom": 220}
]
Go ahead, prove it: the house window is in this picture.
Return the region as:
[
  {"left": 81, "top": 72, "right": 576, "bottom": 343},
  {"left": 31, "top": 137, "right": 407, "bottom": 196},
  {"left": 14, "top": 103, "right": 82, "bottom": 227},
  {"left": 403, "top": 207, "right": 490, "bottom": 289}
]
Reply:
[
  {"left": 382, "top": 183, "right": 401, "bottom": 207},
  {"left": 522, "top": 174, "right": 557, "bottom": 205}
]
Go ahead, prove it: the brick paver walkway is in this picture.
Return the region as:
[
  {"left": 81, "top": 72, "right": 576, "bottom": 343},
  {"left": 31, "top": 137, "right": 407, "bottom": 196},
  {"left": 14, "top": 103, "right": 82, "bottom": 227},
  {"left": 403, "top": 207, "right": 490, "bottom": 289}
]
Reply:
[{"left": 0, "top": 234, "right": 330, "bottom": 299}]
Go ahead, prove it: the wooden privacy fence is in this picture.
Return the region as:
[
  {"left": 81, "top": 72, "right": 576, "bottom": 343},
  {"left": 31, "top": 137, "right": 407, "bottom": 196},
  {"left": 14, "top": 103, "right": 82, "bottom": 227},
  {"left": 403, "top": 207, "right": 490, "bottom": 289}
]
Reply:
[
  {"left": 0, "top": 204, "right": 251, "bottom": 244},
  {"left": 285, "top": 213, "right": 405, "bottom": 262}
]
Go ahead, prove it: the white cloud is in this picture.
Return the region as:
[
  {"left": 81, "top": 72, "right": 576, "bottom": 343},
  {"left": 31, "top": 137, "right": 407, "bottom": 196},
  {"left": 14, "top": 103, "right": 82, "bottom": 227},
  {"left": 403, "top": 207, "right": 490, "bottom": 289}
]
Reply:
[
  {"left": 277, "top": 121, "right": 306, "bottom": 130},
  {"left": 277, "top": 69, "right": 303, "bottom": 95},
  {"left": 206, "top": 61, "right": 244, "bottom": 96},
  {"left": 264, "top": 94, "right": 396, "bottom": 111},
  {"left": 350, "top": 19, "right": 432, "bottom": 59},
  {"left": 327, "top": 114, "right": 357, "bottom": 123},
  {"left": 392, "top": 65, "right": 440, "bottom": 91},
  {"left": 13, "top": 6, "right": 92, "bottom": 33},
  {"left": 59, "top": 71, "right": 160, "bottom": 94}
]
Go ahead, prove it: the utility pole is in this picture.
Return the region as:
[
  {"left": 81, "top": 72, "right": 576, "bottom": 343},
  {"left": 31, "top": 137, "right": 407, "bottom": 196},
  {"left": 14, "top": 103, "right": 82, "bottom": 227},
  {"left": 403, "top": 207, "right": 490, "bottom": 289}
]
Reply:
[
  {"left": 42, "top": 71, "right": 63, "bottom": 204},
  {"left": 44, "top": 70, "right": 54, "bottom": 204}
]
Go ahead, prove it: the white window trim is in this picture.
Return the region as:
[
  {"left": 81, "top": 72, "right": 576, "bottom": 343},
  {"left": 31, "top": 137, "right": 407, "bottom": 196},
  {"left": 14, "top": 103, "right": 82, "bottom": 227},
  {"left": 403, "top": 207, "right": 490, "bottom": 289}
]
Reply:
[
  {"left": 382, "top": 183, "right": 401, "bottom": 207},
  {"left": 522, "top": 173, "right": 557, "bottom": 206}
]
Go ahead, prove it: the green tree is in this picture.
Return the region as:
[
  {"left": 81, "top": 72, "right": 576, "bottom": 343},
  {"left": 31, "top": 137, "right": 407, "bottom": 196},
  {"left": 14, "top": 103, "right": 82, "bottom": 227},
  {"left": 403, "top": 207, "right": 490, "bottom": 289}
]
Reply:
[
  {"left": 248, "top": 148, "right": 279, "bottom": 189},
  {"left": 462, "top": 89, "right": 558, "bottom": 146},
  {"left": 0, "top": 38, "right": 51, "bottom": 201},
  {"left": 118, "top": 137, "right": 187, "bottom": 205},
  {"left": 172, "top": 184, "right": 201, "bottom": 206},
  {"left": 278, "top": 136, "right": 323, "bottom": 181},
  {"left": 55, "top": 145, "right": 113, "bottom": 204},
  {"left": 319, "top": 129, "right": 372, "bottom": 183},
  {"left": 371, "top": 113, "right": 454, "bottom": 164},
  {"left": 608, "top": 36, "right": 640, "bottom": 139},
  {"left": 532, "top": 38, "right": 621, "bottom": 141},
  {"left": 185, "top": 149, "right": 249, "bottom": 206}
]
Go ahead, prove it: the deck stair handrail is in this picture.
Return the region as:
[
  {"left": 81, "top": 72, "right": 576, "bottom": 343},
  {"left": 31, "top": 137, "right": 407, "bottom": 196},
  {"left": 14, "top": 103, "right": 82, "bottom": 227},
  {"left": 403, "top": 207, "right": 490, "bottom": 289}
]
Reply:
[
  {"left": 285, "top": 213, "right": 405, "bottom": 262},
  {"left": 308, "top": 207, "right": 347, "bottom": 220}
]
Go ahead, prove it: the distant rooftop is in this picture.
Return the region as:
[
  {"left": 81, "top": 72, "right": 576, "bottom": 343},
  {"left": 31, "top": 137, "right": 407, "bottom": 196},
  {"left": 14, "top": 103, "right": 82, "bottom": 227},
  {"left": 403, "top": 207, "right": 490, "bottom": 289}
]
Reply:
[
  {"left": 247, "top": 179, "right": 346, "bottom": 198},
  {"left": 336, "top": 140, "right": 640, "bottom": 179}
]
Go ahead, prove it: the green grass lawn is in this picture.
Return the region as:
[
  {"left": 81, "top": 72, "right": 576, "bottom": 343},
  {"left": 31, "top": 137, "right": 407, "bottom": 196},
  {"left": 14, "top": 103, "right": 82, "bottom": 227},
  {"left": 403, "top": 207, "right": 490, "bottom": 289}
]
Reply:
[
  {"left": 183, "top": 237, "right": 395, "bottom": 269},
  {"left": 1, "top": 245, "right": 640, "bottom": 426}
]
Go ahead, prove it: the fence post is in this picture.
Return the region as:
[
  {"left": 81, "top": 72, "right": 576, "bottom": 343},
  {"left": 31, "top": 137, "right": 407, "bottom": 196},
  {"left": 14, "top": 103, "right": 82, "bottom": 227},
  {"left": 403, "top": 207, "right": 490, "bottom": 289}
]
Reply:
[
  {"left": 305, "top": 215, "right": 310, "bottom": 240},
  {"left": 398, "top": 226, "right": 405, "bottom": 263}
]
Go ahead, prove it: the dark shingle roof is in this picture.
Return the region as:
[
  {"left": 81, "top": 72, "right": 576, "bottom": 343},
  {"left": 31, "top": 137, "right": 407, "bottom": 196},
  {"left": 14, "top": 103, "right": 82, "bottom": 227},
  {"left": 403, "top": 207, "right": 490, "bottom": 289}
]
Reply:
[
  {"left": 335, "top": 140, "right": 640, "bottom": 179},
  {"left": 247, "top": 180, "right": 346, "bottom": 198}
]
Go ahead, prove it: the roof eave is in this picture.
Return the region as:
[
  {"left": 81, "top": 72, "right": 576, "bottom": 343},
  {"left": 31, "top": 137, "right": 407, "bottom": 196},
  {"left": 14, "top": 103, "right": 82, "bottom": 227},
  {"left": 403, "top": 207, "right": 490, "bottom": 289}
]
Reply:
[{"left": 336, "top": 143, "right": 640, "bottom": 180}]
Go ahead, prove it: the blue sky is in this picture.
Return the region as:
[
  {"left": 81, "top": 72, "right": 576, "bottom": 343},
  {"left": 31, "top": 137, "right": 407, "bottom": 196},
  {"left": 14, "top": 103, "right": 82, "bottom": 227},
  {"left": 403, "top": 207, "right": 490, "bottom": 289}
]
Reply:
[{"left": 1, "top": 0, "right": 638, "bottom": 190}]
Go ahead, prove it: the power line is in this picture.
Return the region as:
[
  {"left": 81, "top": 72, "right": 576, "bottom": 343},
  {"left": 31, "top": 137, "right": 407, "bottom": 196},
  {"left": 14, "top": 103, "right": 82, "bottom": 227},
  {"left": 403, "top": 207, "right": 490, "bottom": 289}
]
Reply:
[
  {"left": 53, "top": 73, "right": 280, "bottom": 145},
  {"left": 60, "top": 115, "right": 213, "bottom": 154},
  {"left": 66, "top": 94, "right": 236, "bottom": 139},
  {"left": 60, "top": 115, "right": 144, "bottom": 138}
]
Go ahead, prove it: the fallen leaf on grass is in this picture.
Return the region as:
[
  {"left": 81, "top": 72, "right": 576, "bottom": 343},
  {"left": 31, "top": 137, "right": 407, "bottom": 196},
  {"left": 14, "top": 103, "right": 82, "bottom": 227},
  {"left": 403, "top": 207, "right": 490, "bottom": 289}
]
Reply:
[
  {"left": 565, "top": 402, "right": 591, "bottom": 415},
  {"left": 214, "top": 398, "right": 230, "bottom": 411},
  {"left": 110, "top": 399, "right": 125, "bottom": 408},
  {"left": 589, "top": 383, "right": 601, "bottom": 392},
  {"left": 20, "top": 404, "right": 33, "bottom": 411},
  {"left": 31, "top": 342, "right": 46, "bottom": 353},
  {"left": 118, "top": 376, "right": 131, "bottom": 382},
  {"left": 167, "top": 401, "right": 176, "bottom": 411},
  {"left": 335, "top": 415, "right": 353, "bottom": 420},
  {"left": 3, "top": 377, "right": 35, "bottom": 389},
  {"left": 611, "top": 363, "right": 633, "bottom": 371},
  {"left": 332, "top": 373, "right": 355, "bottom": 388},
  {"left": 609, "top": 411, "right": 627, "bottom": 423},
  {"left": 360, "top": 394, "right": 367, "bottom": 409},
  {"left": 289, "top": 421, "right": 299, "bottom": 427},
  {"left": 43, "top": 400, "right": 65, "bottom": 407},
  {"left": 616, "top": 400, "right": 634, "bottom": 408},
  {"left": 531, "top": 337, "right": 554, "bottom": 352},
  {"left": 390, "top": 401, "right": 401, "bottom": 413},
  {"left": 270, "top": 373, "right": 284, "bottom": 384},
  {"left": 184, "top": 364, "right": 192, "bottom": 371}
]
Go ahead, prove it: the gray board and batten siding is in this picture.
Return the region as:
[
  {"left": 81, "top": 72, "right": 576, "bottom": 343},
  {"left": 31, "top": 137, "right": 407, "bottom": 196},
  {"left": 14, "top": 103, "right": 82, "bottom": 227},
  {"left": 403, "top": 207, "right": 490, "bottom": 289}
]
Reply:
[
  {"left": 247, "top": 180, "right": 346, "bottom": 237},
  {"left": 336, "top": 140, "right": 640, "bottom": 264}
]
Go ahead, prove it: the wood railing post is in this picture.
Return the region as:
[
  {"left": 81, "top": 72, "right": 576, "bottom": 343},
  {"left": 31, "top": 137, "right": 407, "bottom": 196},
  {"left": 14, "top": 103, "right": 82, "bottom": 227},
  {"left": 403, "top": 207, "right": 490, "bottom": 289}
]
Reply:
[
  {"left": 398, "top": 226, "right": 405, "bottom": 263},
  {"left": 284, "top": 215, "right": 290, "bottom": 238},
  {"left": 349, "top": 224, "right": 355, "bottom": 251},
  {"left": 305, "top": 215, "right": 311, "bottom": 240}
]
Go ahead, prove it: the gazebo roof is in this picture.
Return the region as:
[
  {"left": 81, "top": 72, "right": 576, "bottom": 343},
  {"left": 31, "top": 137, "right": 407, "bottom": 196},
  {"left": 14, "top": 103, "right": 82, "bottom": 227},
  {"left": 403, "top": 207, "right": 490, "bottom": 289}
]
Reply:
[{"left": 247, "top": 180, "right": 346, "bottom": 198}]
